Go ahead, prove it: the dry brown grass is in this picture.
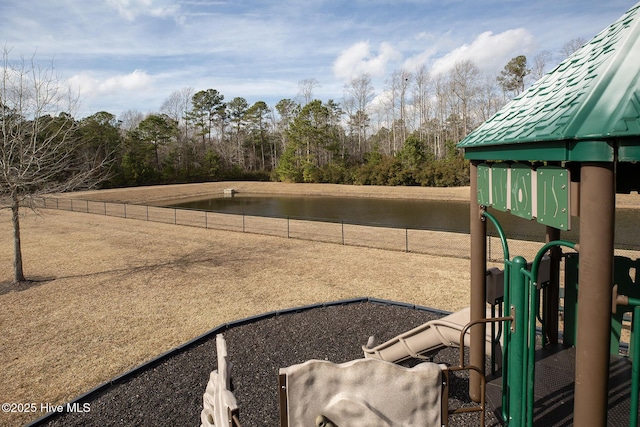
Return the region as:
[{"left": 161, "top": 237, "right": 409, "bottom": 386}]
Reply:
[
  {"left": 2, "top": 182, "right": 638, "bottom": 426},
  {"left": 0, "top": 183, "right": 480, "bottom": 427}
]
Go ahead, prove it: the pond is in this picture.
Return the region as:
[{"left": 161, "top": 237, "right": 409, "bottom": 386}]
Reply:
[{"left": 166, "top": 194, "right": 640, "bottom": 247}]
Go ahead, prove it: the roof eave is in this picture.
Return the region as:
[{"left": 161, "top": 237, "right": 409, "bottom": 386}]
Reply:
[{"left": 462, "top": 139, "right": 616, "bottom": 162}]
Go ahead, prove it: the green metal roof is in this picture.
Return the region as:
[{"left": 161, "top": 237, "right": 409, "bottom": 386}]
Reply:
[{"left": 459, "top": 2, "right": 640, "bottom": 162}]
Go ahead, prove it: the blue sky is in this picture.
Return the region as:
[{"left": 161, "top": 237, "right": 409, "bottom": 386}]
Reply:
[{"left": 1, "top": 0, "right": 636, "bottom": 118}]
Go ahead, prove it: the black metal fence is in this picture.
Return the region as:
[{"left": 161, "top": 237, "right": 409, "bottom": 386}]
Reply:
[{"left": 39, "top": 197, "right": 640, "bottom": 262}]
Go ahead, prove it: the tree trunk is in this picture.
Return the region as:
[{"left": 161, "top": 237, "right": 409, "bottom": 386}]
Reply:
[{"left": 11, "top": 192, "right": 26, "bottom": 283}]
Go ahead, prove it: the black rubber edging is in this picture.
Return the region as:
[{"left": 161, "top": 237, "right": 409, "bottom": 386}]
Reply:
[{"left": 24, "top": 296, "right": 448, "bottom": 426}]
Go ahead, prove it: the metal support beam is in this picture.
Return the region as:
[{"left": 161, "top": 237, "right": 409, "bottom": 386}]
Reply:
[
  {"left": 469, "top": 161, "right": 487, "bottom": 402},
  {"left": 573, "top": 163, "right": 615, "bottom": 427},
  {"left": 544, "top": 226, "right": 561, "bottom": 345}
]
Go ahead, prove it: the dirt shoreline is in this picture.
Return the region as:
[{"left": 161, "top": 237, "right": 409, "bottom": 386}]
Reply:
[
  {"left": 66, "top": 182, "right": 472, "bottom": 204},
  {"left": 65, "top": 181, "right": 640, "bottom": 208}
]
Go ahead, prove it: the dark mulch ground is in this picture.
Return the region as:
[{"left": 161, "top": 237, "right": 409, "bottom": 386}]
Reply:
[{"left": 34, "top": 301, "right": 501, "bottom": 427}]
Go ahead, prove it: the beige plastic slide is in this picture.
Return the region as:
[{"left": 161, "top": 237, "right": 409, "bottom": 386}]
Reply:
[
  {"left": 364, "top": 258, "right": 552, "bottom": 366},
  {"left": 362, "top": 307, "right": 501, "bottom": 366}
]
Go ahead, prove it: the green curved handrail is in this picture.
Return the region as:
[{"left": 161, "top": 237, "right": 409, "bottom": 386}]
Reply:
[
  {"left": 530, "top": 240, "right": 577, "bottom": 287},
  {"left": 481, "top": 210, "right": 510, "bottom": 261},
  {"left": 481, "top": 210, "right": 511, "bottom": 421}
]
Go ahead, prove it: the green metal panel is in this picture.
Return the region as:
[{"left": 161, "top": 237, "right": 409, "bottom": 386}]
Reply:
[
  {"left": 462, "top": 141, "right": 570, "bottom": 162},
  {"left": 491, "top": 163, "right": 509, "bottom": 212},
  {"left": 619, "top": 139, "right": 640, "bottom": 161},
  {"left": 536, "top": 166, "right": 571, "bottom": 230},
  {"left": 567, "top": 140, "right": 615, "bottom": 162},
  {"left": 462, "top": 140, "right": 617, "bottom": 162},
  {"left": 510, "top": 164, "right": 533, "bottom": 220},
  {"left": 477, "top": 163, "right": 491, "bottom": 206}
]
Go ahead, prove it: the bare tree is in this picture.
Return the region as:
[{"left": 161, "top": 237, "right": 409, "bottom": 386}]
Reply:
[
  {"left": 1, "top": 48, "right": 111, "bottom": 284},
  {"left": 530, "top": 50, "right": 553, "bottom": 82},
  {"left": 476, "top": 75, "right": 502, "bottom": 122},
  {"left": 297, "top": 78, "right": 319, "bottom": 106},
  {"left": 343, "top": 73, "right": 374, "bottom": 159},
  {"left": 397, "top": 69, "right": 412, "bottom": 145},
  {"left": 450, "top": 59, "right": 480, "bottom": 137},
  {"left": 412, "top": 64, "right": 432, "bottom": 141},
  {"left": 560, "top": 38, "right": 587, "bottom": 59},
  {"left": 160, "top": 87, "right": 193, "bottom": 139},
  {"left": 433, "top": 73, "right": 450, "bottom": 159},
  {"left": 118, "top": 109, "right": 145, "bottom": 134},
  {"left": 385, "top": 69, "right": 412, "bottom": 153}
]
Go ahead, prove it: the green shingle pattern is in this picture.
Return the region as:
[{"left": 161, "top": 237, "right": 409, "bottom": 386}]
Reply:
[{"left": 459, "top": 2, "right": 640, "bottom": 162}]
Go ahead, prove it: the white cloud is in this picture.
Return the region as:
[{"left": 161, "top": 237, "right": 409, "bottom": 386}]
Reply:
[
  {"left": 430, "top": 28, "right": 536, "bottom": 76},
  {"left": 402, "top": 46, "right": 438, "bottom": 73},
  {"left": 68, "top": 70, "right": 153, "bottom": 97},
  {"left": 105, "top": 0, "right": 180, "bottom": 21},
  {"left": 332, "top": 41, "right": 402, "bottom": 82}
]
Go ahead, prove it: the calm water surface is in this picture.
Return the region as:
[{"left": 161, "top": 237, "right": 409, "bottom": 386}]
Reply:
[{"left": 167, "top": 194, "right": 640, "bottom": 246}]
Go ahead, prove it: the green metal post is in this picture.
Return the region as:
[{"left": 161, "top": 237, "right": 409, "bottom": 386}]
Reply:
[
  {"left": 632, "top": 306, "right": 640, "bottom": 427},
  {"left": 502, "top": 258, "right": 512, "bottom": 424},
  {"left": 509, "top": 256, "right": 527, "bottom": 426},
  {"left": 527, "top": 273, "right": 537, "bottom": 426}
]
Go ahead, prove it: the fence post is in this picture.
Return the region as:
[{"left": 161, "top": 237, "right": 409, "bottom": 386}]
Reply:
[
  {"left": 124, "top": 203, "right": 127, "bottom": 218},
  {"left": 71, "top": 199, "right": 73, "bottom": 211},
  {"left": 174, "top": 208, "right": 177, "bottom": 224},
  {"left": 205, "top": 211, "right": 208, "bottom": 228},
  {"left": 146, "top": 205, "right": 149, "bottom": 221},
  {"left": 341, "top": 221, "right": 345, "bottom": 245},
  {"left": 405, "top": 228, "right": 409, "bottom": 252},
  {"left": 287, "top": 217, "right": 290, "bottom": 238},
  {"left": 242, "top": 213, "right": 245, "bottom": 232}
]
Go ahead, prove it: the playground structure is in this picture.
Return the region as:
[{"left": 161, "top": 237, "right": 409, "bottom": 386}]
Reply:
[
  {"left": 203, "top": 4, "right": 640, "bottom": 426},
  {"left": 455, "top": 2, "right": 640, "bottom": 425}
]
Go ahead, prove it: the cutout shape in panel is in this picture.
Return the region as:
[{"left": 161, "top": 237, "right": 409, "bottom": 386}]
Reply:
[
  {"left": 510, "top": 164, "right": 533, "bottom": 220},
  {"left": 491, "top": 163, "right": 510, "bottom": 212},
  {"left": 536, "top": 166, "right": 571, "bottom": 230}
]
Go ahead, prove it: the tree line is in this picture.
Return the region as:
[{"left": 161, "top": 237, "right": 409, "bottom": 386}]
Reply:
[
  {"left": 75, "top": 57, "right": 533, "bottom": 188},
  {"left": 77, "top": 37, "right": 589, "bottom": 189},
  {"left": 6, "top": 40, "right": 587, "bottom": 193}
]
